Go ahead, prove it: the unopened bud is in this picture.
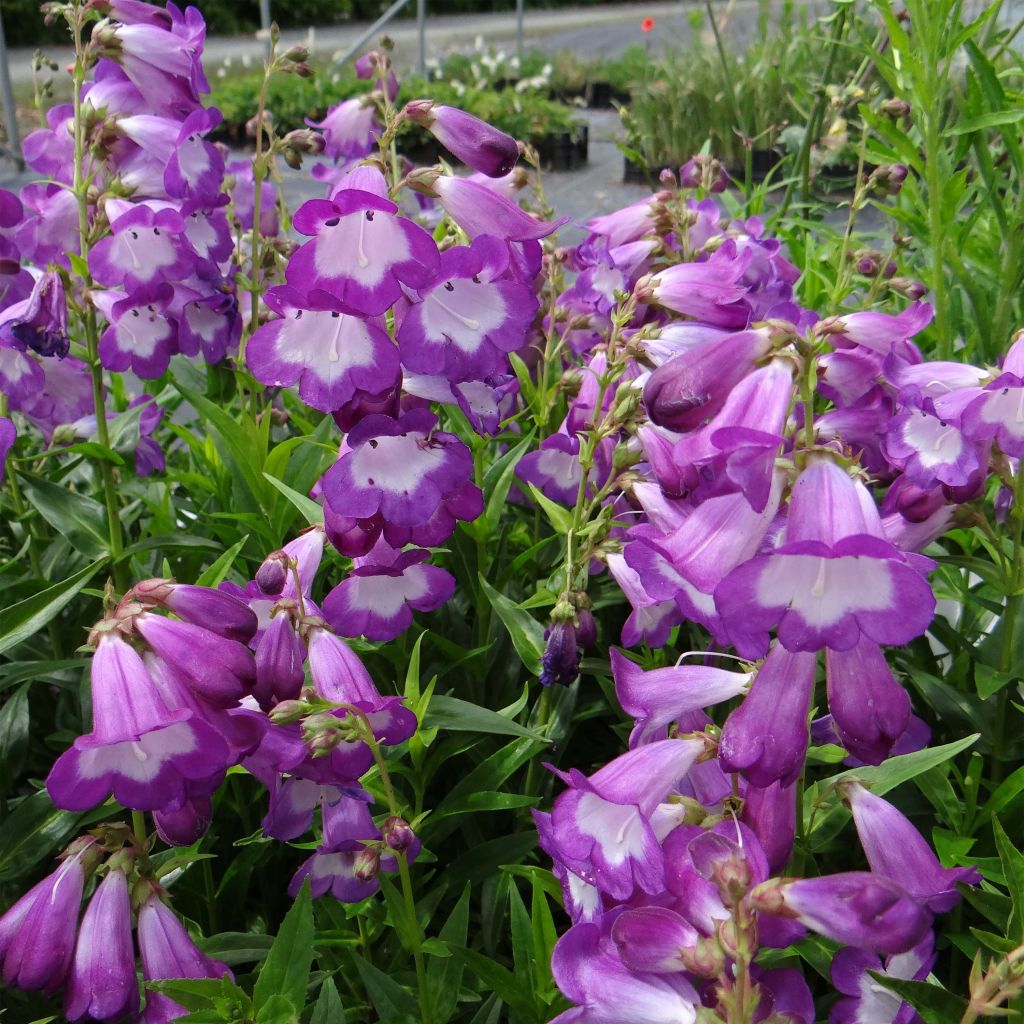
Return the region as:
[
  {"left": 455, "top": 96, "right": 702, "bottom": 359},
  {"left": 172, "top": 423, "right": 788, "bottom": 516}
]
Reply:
[
  {"left": 382, "top": 816, "right": 416, "bottom": 852},
  {"left": 282, "top": 44, "right": 309, "bottom": 64},
  {"left": 880, "top": 97, "right": 911, "bottom": 119},
  {"left": 256, "top": 551, "right": 290, "bottom": 595},
  {"left": 712, "top": 853, "right": 753, "bottom": 904},
  {"left": 269, "top": 699, "right": 307, "bottom": 724},
  {"left": 889, "top": 276, "right": 927, "bottom": 300},
  {"left": 680, "top": 936, "right": 726, "bottom": 978},
  {"left": 353, "top": 845, "right": 381, "bottom": 882}
]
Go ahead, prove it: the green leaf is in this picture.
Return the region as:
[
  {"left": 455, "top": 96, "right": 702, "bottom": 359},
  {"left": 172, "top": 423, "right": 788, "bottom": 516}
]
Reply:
[
  {"left": 19, "top": 475, "right": 109, "bottom": 558},
  {"left": 262, "top": 472, "right": 324, "bottom": 527},
  {"left": 147, "top": 976, "right": 250, "bottom": 1014},
  {"left": 67, "top": 252, "right": 89, "bottom": 278},
  {"left": 59, "top": 442, "right": 126, "bottom": 466},
  {"left": 377, "top": 875, "right": 423, "bottom": 954},
  {"left": 428, "top": 790, "right": 539, "bottom": 820},
  {"left": 0, "top": 685, "right": 30, "bottom": 794},
  {"left": 477, "top": 576, "right": 545, "bottom": 673},
  {"left": 945, "top": 109, "right": 1024, "bottom": 135},
  {"left": 352, "top": 955, "right": 420, "bottom": 1021},
  {"left": 481, "top": 434, "right": 534, "bottom": 538},
  {"left": 526, "top": 483, "right": 573, "bottom": 534},
  {"left": 309, "top": 978, "right": 344, "bottom": 1024},
  {"left": 509, "top": 883, "right": 538, "bottom": 1015},
  {"left": 428, "top": 883, "right": 470, "bottom": 1023},
  {"left": 423, "top": 694, "right": 548, "bottom": 741},
  {"left": 195, "top": 538, "right": 250, "bottom": 588},
  {"left": 868, "top": 974, "right": 968, "bottom": 1024},
  {"left": 0, "top": 559, "right": 106, "bottom": 657},
  {"left": 975, "top": 663, "right": 1015, "bottom": 700},
  {"left": 252, "top": 878, "right": 314, "bottom": 1013},
  {"left": 978, "top": 763, "right": 1024, "bottom": 827},
  {"left": 199, "top": 932, "right": 273, "bottom": 967},
  {"left": 444, "top": 945, "right": 534, "bottom": 1015},
  {"left": 993, "top": 817, "right": 1024, "bottom": 941},
  {"left": 255, "top": 993, "right": 299, "bottom": 1024}
]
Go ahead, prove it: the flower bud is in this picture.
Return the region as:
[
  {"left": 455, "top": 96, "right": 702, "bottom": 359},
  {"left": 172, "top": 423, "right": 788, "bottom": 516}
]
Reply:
[
  {"left": 880, "top": 97, "right": 911, "bottom": 118},
  {"left": 404, "top": 102, "right": 519, "bottom": 178},
  {"left": 256, "top": 551, "right": 290, "bottom": 595},
  {"left": 353, "top": 845, "right": 381, "bottom": 883},
  {"left": 268, "top": 699, "right": 308, "bottom": 724},
  {"left": 680, "top": 936, "right": 726, "bottom": 978},
  {"left": 382, "top": 815, "right": 416, "bottom": 852}
]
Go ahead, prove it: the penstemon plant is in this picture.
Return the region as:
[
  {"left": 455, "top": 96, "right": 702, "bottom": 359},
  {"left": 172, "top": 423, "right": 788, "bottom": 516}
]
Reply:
[{"left": 1, "top": 1, "right": 1023, "bottom": 1023}]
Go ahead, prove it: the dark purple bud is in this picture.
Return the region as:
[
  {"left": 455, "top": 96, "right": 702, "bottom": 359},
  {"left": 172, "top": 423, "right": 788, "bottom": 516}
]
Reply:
[
  {"left": 574, "top": 609, "right": 597, "bottom": 650},
  {"left": 153, "top": 793, "right": 213, "bottom": 847},
  {"left": 163, "top": 584, "right": 258, "bottom": 644},
  {"left": 255, "top": 551, "right": 290, "bottom": 595},
  {"left": 996, "top": 484, "right": 1013, "bottom": 523},
  {"left": 331, "top": 376, "right": 402, "bottom": 432},
  {"left": 382, "top": 815, "right": 416, "bottom": 852},
  {"left": 254, "top": 609, "right": 307, "bottom": 709},
  {"left": 405, "top": 101, "right": 519, "bottom": 178},
  {"left": 741, "top": 780, "right": 796, "bottom": 875},
  {"left": 539, "top": 620, "right": 580, "bottom": 688},
  {"left": 324, "top": 506, "right": 384, "bottom": 558}
]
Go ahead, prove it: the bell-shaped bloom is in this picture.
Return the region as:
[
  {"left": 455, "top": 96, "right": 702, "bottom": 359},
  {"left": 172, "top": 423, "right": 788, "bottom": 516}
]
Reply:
[
  {"left": 750, "top": 872, "right": 931, "bottom": 954},
  {"left": 164, "top": 108, "right": 226, "bottom": 204},
  {"left": 0, "top": 270, "right": 70, "bottom": 357},
  {"left": 288, "top": 849, "right": 380, "bottom": 902},
  {"left": 643, "top": 245, "right": 752, "bottom": 328},
  {"left": 321, "top": 408, "right": 477, "bottom": 528},
  {"left": 307, "top": 627, "right": 417, "bottom": 744},
  {"left": 227, "top": 160, "right": 279, "bottom": 236},
  {"left": 828, "top": 303, "right": 933, "bottom": 354},
  {"left": 846, "top": 784, "right": 980, "bottom": 912},
  {"left": 431, "top": 174, "right": 567, "bottom": 240},
  {"left": 396, "top": 235, "right": 538, "bottom": 381},
  {"left": 20, "top": 354, "right": 94, "bottom": 436},
  {"left": 611, "top": 648, "right": 750, "bottom": 747},
  {"left": 261, "top": 778, "right": 341, "bottom": 842},
  {"left": 247, "top": 286, "right": 399, "bottom": 414},
  {"left": 405, "top": 101, "right": 519, "bottom": 177},
  {"left": 253, "top": 609, "right": 307, "bottom": 709},
  {"left": 381, "top": 478, "right": 484, "bottom": 549},
  {"left": 0, "top": 853, "right": 86, "bottom": 995},
  {"left": 516, "top": 432, "right": 587, "bottom": 505},
  {"left": 151, "top": 581, "right": 258, "bottom": 644},
  {"left": 540, "top": 620, "right": 582, "bottom": 688},
  {"left": 322, "top": 544, "right": 456, "bottom": 642},
  {"left": 16, "top": 183, "right": 80, "bottom": 268},
  {"left": 135, "top": 612, "right": 256, "bottom": 706},
  {"left": 0, "top": 336, "right": 43, "bottom": 411},
  {"left": 548, "top": 738, "right": 704, "bottom": 900},
  {"left": 830, "top": 933, "right": 935, "bottom": 1024},
  {"left": 550, "top": 922, "right": 699, "bottom": 1024},
  {"left": 825, "top": 639, "right": 910, "bottom": 765},
  {"left": 716, "top": 457, "right": 936, "bottom": 658},
  {"left": 153, "top": 790, "right": 214, "bottom": 847},
  {"left": 137, "top": 893, "right": 232, "bottom": 1024},
  {"left": 610, "top": 907, "right": 700, "bottom": 974},
  {"left": 65, "top": 867, "right": 139, "bottom": 1022},
  {"left": 95, "top": 283, "right": 180, "bottom": 379},
  {"left": 307, "top": 97, "right": 378, "bottom": 162},
  {"left": 178, "top": 289, "right": 242, "bottom": 365},
  {"left": 719, "top": 643, "right": 817, "bottom": 788},
  {"left": 606, "top": 552, "right": 682, "bottom": 649},
  {"left": 643, "top": 327, "right": 774, "bottom": 431},
  {"left": 741, "top": 779, "right": 797, "bottom": 875},
  {"left": 286, "top": 192, "right": 439, "bottom": 316},
  {"left": 89, "top": 205, "right": 193, "bottom": 291},
  {"left": 47, "top": 633, "right": 233, "bottom": 812}
]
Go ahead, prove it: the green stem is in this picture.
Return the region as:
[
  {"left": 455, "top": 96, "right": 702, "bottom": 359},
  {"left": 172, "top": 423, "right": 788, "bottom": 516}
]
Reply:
[
  {"left": 522, "top": 685, "right": 554, "bottom": 799},
  {"left": 69, "top": 14, "right": 128, "bottom": 592},
  {"left": 131, "top": 809, "right": 148, "bottom": 848}
]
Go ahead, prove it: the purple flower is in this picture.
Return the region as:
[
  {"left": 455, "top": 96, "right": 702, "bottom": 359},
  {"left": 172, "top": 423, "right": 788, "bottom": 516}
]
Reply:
[
  {"left": 322, "top": 408, "right": 477, "bottom": 528},
  {"left": 750, "top": 872, "right": 931, "bottom": 954},
  {"left": 154, "top": 791, "right": 214, "bottom": 847},
  {"left": 0, "top": 417, "right": 14, "bottom": 481},
  {"left": 718, "top": 642, "right": 817, "bottom": 788},
  {"left": 405, "top": 101, "right": 519, "bottom": 177},
  {"left": 89, "top": 205, "right": 194, "bottom": 291},
  {"left": 643, "top": 327, "right": 774, "bottom": 431},
  {"left": 715, "top": 457, "right": 936, "bottom": 658},
  {"left": 548, "top": 739, "right": 704, "bottom": 900},
  {"left": 825, "top": 639, "right": 910, "bottom": 765},
  {"left": 46, "top": 632, "right": 233, "bottom": 812},
  {"left": 228, "top": 160, "right": 279, "bottom": 236},
  {"left": 0, "top": 271, "right": 70, "bottom": 357},
  {"left": 322, "top": 542, "right": 456, "bottom": 642},
  {"left": 741, "top": 780, "right": 797, "bottom": 875},
  {"left": 606, "top": 552, "right": 682, "bottom": 649},
  {"left": 540, "top": 620, "right": 582, "bottom": 688},
  {"left": 65, "top": 867, "right": 139, "bottom": 1022},
  {"left": 178, "top": 289, "right": 241, "bottom": 364},
  {"left": 611, "top": 648, "right": 750, "bottom": 747},
  {"left": 307, "top": 97, "right": 378, "bottom": 162},
  {"left": 516, "top": 432, "right": 589, "bottom": 505},
  {"left": 961, "top": 371, "right": 1024, "bottom": 457},
  {"left": 846, "top": 783, "right": 980, "bottom": 912},
  {"left": 286, "top": 192, "right": 439, "bottom": 316},
  {"left": 288, "top": 849, "right": 380, "bottom": 902},
  {"left": 396, "top": 235, "right": 538, "bottom": 381},
  {"left": 831, "top": 934, "right": 935, "bottom": 1024},
  {"left": 164, "top": 108, "right": 226, "bottom": 204},
  {"left": 430, "top": 173, "right": 568, "bottom": 240},
  {"left": 137, "top": 893, "right": 232, "bottom": 1024},
  {"left": 0, "top": 850, "right": 87, "bottom": 995},
  {"left": 642, "top": 245, "right": 752, "bottom": 328},
  {"left": 247, "top": 286, "right": 399, "bottom": 414},
  {"left": 253, "top": 608, "right": 307, "bottom": 709},
  {"left": 95, "top": 283, "right": 179, "bottom": 379},
  {"left": 883, "top": 394, "right": 981, "bottom": 489},
  {"left": 550, "top": 922, "right": 699, "bottom": 1024}
]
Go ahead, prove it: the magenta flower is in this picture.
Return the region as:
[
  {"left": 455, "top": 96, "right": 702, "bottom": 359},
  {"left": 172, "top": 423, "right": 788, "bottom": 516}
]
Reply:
[
  {"left": 46, "top": 632, "right": 233, "bottom": 812},
  {"left": 322, "top": 542, "right": 456, "bottom": 642},
  {"left": 137, "top": 893, "right": 232, "bottom": 1024},
  {"left": 431, "top": 173, "right": 568, "bottom": 240},
  {"left": 288, "top": 849, "right": 380, "bottom": 903},
  {"left": 396, "top": 235, "right": 538, "bottom": 381},
  {"left": 547, "top": 738, "right": 704, "bottom": 900},
  {"left": 884, "top": 393, "right": 981, "bottom": 489},
  {"left": 178, "top": 289, "right": 241, "bottom": 364},
  {"left": 307, "top": 97, "right": 378, "bottom": 162},
  {"left": 0, "top": 851, "right": 87, "bottom": 995},
  {"left": 0, "top": 270, "right": 70, "bottom": 357},
  {"left": 95, "top": 283, "right": 179, "bottom": 379},
  {"left": 642, "top": 245, "right": 752, "bottom": 328},
  {"left": 247, "top": 286, "right": 399, "bottom": 414},
  {"left": 89, "top": 205, "right": 194, "bottom": 291},
  {"left": 286, "top": 192, "right": 439, "bottom": 316},
  {"left": 715, "top": 457, "right": 936, "bottom": 658},
  {"left": 65, "top": 867, "right": 139, "bottom": 1022},
  {"left": 164, "top": 107, "right": 226, "bottom": 204},
  {"left": 405, "top": 101, "right": 519, "bottom": 177},
  {"left": 846, "top": 784, "right": 980, "bottom": 912},
  {"left": 830, "top": 934, "right": 934, "bottom": 1024}
]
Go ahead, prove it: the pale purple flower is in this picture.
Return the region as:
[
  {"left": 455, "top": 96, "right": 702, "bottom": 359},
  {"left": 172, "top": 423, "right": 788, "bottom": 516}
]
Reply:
[
  {"left": 307, "top": 97, "right": 378, "bottom": 162},
  {"left": 65, "top": 867, "right": 139, "bottom": 1022},
  {"left": 405, "top": 101, "right": 519, "bottom": 177},
  {"left": 642, "top": 245, "right": 752, "bottom": 328},
  {"left": 831, "top": 934, "right": 935, "bottom": 1024},
  {"left": 89, "top": 205, "right": 194, "bottom": 291},
  {"left": 0, "top": 270, "right": 70, "bottom": 357},
  {"left": 286, "top": 192, "right": 439, "bottom": 316},
  {"left": 431, "top": 174, "right": 568, "bottom": 240},
  {"left": 178, "top": 289, "right": 241, "bottom": 364},
  {"left": 95, "top": 283, "right": 180, "bottom": 379},
  {"left": 605, "top": 552, "right": 682, "bottom": 649},
  {"left": 164, "top": 108, "right": 226, "bottom": 204},
  {"left": 247, "top": 286, "right": 399, "bottom": 414},
  {"left": 0, "top": 417, "right": 14, "bottom": 481}
]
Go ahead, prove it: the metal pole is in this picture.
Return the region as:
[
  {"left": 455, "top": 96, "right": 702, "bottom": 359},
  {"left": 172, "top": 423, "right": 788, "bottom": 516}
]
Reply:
[
  {"left": 516, "top": 0, "right": 524, "bottom": 61},
  {"left": 332, "top": 0, "right": 413, "bottom": 70},
  {"left": 0, "top": 5, "right": 22, "bottom": 170},
  {"left": 417, "top": 0, "right": 426, "bottom": 77},
  {"left": 259, "top": 0, "right": 272, "bottom": 58}
]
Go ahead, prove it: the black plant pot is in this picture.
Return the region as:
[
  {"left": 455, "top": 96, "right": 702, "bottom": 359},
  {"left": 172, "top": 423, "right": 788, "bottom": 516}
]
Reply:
[
  {"left": 537, "top": 127, "right": 589, "bottom": 171},
  {"left": 587, "top": 81, "right": 614, "bottom": 108}
]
